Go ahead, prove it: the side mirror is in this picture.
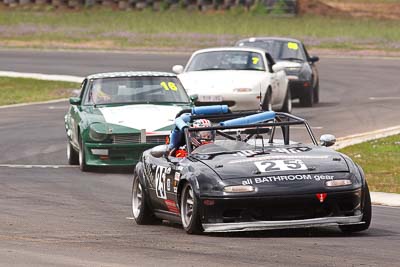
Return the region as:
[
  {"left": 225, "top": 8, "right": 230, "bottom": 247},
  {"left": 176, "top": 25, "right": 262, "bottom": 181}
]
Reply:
[
  {"left": 309, "top": 56, "right": 319, "bottom": 63},
  {"left": 150, "top": 144, "right": 169, "bottom": 158},
  {"left": 172, "top": 65, "right": 184, "bottom": 74},
  {"left": 320, "top": 134, "right": 336, "bottom": 147},
  {"left": 69, "top": 97, "right": 81, "bottom": 105},
  {"left": 189, "top": 94, "right": 198, "bottom": 103},
  {"left": 272, "top": 62, "right": 300, "bottom": 73},
  {"left": 272, "top": 63, "right": 285, "bottom": 73}
]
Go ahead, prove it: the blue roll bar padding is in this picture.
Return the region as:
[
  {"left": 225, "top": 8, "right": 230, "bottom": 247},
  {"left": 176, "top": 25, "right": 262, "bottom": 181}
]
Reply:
[
  {"left": 220, "top": 111, "right": 276, "bottom": 127},
  {"left": 168, "top": 113, "right": 191, "bottom": 150},
  {"left": 191, "top": 105, "right": 229, "bottom": 115},
  {"left": 175, "top": 113, "right": 191, "bottom": 130}
]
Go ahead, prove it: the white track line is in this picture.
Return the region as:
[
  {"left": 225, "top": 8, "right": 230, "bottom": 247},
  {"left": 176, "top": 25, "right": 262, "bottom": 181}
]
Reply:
[
  {"left": 0, "top": 71, "right": 83, "bottom": 83},
  {"left": 0, "top": 164, "right": 77, "bottom": 169},
  {"left": 0, "top": 98, "right": 69, "bottom": 109},
  {"left": 333, "top": 125, "right": 400, "bottom": 150},
  {"left": 369, "top": 96, "right": 400, "bottom": 101}
]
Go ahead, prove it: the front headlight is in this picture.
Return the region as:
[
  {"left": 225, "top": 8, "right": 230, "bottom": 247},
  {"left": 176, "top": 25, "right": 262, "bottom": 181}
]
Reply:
[
  {"left": 89, "top": 123, "right": 108, "bottom": 142},
  {"left": 224, "top": 185, "right": 255, "bottom": 193},
  {"left": 326, "top": 179, "right": 352, "bottom": 187}
]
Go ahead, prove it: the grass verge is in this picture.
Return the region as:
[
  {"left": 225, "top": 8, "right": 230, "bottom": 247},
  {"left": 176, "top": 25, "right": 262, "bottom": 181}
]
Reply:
[
  {"left": 0, "top": 9, "right": 399, "bottom": 52},
  {"left": 339, "top": 134, "right": 400, "bottom": 193},
  {"left": 0, "top": 77, "right": 79, "bottom": 106}
]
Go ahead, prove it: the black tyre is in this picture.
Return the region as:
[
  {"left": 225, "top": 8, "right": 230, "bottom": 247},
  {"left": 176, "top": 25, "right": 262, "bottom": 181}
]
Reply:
[
  {"left": 300, "top": 88, "right": 314, "bottom": 107},
  {"left": 78, "top": 137, "right": 90, "bottom": 172},
  {"left": 339, "top": 183, "right": 372, "bottom": 233},
  {"left": 261, "top": 88, "right": 272, "bottom": 111},
  {"left": 313, "top": 80, "right": 319, "bottom": 104},
  {"left": 67, "top": 140, "right": 79, "bottom": 165},
  {"left": 180, "top": 183, "right": 203, "bottom": 234},
  {"left": 280, "top": 88, "right": 292, "bottom": 113},
  {"left": 131, "top": 174, "right": 159, "bottom": 225}
]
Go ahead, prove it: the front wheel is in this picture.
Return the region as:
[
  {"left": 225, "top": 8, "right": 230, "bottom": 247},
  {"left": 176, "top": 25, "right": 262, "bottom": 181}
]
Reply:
[
  {"left": 67, "top": 140, "right": 79, "bottom": 165},
  {"left": 280, "top": 88, "right": 292, "bottom": 113},
  {"left": 180, "top": 183, "right": 203, "bottom": 234},
  {"left": 78, "top": 137, "right": 90, "bottom": 172},
  {"left": 300, "top": 87, "right": 314, "bottom": 107},
  {"left": 339, "top": 183, "right": 372, "bottom": 233},
  {"left": 261, "top": 88, "right": 272, "bottom": 111},
  {"left": 131, "top": 174, "right": 159, "bottom": 225}
]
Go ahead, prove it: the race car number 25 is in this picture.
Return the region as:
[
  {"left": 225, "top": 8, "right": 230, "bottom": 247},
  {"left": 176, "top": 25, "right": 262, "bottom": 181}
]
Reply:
[{"left": 254, "top": 159, "right": 307, "bottom": 173}]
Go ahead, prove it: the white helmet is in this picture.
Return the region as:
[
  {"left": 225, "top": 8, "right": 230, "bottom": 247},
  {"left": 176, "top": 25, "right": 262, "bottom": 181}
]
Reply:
[{"left": 191, "top": 119, "right": 215, "bottom": 146}]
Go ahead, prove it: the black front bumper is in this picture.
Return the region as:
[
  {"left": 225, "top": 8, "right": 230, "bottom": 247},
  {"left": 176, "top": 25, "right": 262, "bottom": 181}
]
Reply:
[
  {"left": 289, "top": 80, "right": 313, "bottom": 99},
  {"left": 199, "top": 189, "right": 363, "bottom": 232}
]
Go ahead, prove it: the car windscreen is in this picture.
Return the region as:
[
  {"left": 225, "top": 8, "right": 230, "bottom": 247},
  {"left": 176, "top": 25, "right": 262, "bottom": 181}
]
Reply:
[
  {"left": 85, "top": 76, "right": 189, "bottom": 105},
  {"left": 188, "top": 124, "right": 313, "bottom": 155},
  {"left": 186, "top": 51, "right": 265, "bottom": 71},
  {"left": 238, "top": 40, "right": 306, "bottom": 61}
]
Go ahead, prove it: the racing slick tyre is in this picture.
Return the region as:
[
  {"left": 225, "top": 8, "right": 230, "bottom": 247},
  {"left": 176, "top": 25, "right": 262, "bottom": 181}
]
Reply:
[
  {"left": 78, "top": 137, "right": 90, "bottom": 172},
  {"left": 300, "top": 88, "right": 314, "bottom": 107},
  {"left": 313, "top": 80, "right": 319, "bottom": 104},
  {"left": 131, "top": 174, "right": 159, "bottom": 225},
  {"left": 180, "top": 183, "right": 203, "bottom": 234},
  {"left": 339, "top": 183, "right": 372, "bottom": 233},
  {"left": 261, "top": 88, "right": 272, "bottom": 111},
  {"left": 67, "top": 140, "right": 79, "bottom": 165},
  {"left": 280, "top": 88, "right": 292, "bottom": 113}
]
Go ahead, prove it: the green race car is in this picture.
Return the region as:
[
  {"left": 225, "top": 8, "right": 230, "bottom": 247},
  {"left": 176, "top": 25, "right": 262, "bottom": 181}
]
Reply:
[{"left": 64, "top": 72, "right": 191, "bottom": 171}]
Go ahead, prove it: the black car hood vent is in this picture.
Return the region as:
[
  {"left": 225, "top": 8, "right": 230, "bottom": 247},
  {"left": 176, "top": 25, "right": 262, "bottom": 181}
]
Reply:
[{"left": 195, "top": 146, "right": 349, "bottom": 180}]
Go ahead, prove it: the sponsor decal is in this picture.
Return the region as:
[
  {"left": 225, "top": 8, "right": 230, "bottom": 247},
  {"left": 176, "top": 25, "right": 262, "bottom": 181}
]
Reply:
[
  {"left": 166, "top": 178, "right": 171, "bottom": 191},
  {"left": 241, "top": 174, "right": 334, "bottom": 185},
  {"left": 234, "top": 147, "right": 311, "bottom": 157},
  {"left": 165, "top": 199, "right": 180, "bottom": 214},
  {"left": 155, "top": 166, "right": 168, "bottom": 199},
  {"left": 229, "top": 154, "right": 328, "bottom": 164},
  {"left": 254, "top": 159, "right": 308, "bottom": 173},
  {"left": 173, "top": 172, "right": 181, "bottom": 193}
]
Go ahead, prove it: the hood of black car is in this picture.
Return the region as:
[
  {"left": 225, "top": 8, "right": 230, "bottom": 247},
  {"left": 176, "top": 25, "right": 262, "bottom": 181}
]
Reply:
[{"left": 195, "top": 145, "right": 349, "bottom": 180}]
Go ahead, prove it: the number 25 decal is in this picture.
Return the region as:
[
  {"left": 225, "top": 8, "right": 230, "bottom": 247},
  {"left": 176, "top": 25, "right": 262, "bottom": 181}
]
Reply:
[
  {"left": 160, "top": 81, "right": 178, "bottom": 91},
  {"left": 254, "top": 159, "right": 307, "bottom": 173},
  {"left": 155, "top": 166, "right": 167, "bottom": 199}
]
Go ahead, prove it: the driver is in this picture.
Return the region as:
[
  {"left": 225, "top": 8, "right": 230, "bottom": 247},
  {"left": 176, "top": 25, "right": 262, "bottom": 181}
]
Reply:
[
  {"left": 190, "top": 119, "right": 215, "bottom": 149},
  {"left": 168, "top": 118, "right": 215, "bottom": 158},
  {"left": 92, "top": 82, "right": 112, "bottom": 103}
]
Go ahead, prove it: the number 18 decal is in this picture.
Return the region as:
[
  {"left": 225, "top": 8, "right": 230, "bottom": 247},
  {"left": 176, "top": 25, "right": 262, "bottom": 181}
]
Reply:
[{"left": 254, "top": 159, "right": 307, "bottom": 173}]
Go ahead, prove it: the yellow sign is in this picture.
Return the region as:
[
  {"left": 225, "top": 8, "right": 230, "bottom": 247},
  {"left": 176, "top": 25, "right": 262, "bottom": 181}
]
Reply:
[
  {"left": 288, "top": 42, "right": 299, "bottom": 50},
  {"left": 252, "top": 57, "right": 260, "bottom": 64},
  {"left": 160, "top": 82, "right": 178, "bottom": 91}
]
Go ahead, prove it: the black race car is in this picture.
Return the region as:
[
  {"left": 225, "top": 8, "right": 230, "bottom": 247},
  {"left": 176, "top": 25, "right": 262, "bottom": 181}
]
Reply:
[
  {"left": 236, "top": 37, "right": 320, "bottom": 107},
  {"left": 131, "top": 106, "right": 371, "bottom": 234}
]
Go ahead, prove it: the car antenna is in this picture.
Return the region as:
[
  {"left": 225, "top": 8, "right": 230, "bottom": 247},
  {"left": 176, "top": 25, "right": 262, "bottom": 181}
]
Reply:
[{"left": 259, "top": 84, "right": 262, "bottom": 111}]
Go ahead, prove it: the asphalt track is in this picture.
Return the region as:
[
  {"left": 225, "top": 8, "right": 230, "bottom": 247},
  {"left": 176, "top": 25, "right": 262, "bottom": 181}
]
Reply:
[{"left": 0, "top": 49, "right": 400, "bottom": 266}]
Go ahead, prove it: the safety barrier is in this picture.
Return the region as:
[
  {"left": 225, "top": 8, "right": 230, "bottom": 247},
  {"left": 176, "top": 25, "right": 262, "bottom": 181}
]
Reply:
[{"left": 0, "top": 0, "right": 298, "bottom": 14}]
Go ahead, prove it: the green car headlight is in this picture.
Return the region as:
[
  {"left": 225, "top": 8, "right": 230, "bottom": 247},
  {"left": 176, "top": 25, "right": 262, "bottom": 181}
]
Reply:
[{"left": 89, "top": 123, "right": 108, "bottom": 142}]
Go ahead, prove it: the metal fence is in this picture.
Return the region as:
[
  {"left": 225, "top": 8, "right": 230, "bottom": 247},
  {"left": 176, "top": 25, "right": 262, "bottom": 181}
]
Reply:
[{"left": 1, "top": 0, "right": 298, "bottom": 14}]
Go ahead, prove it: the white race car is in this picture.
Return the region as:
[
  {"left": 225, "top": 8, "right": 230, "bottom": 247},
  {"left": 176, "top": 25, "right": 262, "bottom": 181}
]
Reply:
[{"left": 173, "top": 47, "right": 299, "bottom": 112}]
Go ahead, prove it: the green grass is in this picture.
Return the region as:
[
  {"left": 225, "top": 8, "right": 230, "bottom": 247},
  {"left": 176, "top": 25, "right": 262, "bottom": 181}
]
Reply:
[
  {"left": 0, "top": 9, "right": 399, "bottom": 51},
  {"left": 339, "top": 135, "right": 400, "bottom": 193},
  {"left": 0, "top": 77, "right": 79, "bottom": 106}
]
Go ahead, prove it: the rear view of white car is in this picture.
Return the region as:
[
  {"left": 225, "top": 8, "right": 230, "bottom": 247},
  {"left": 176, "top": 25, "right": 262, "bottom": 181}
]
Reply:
[{"left": 173, "top": 47, "right": 298, "bottom": 112}]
